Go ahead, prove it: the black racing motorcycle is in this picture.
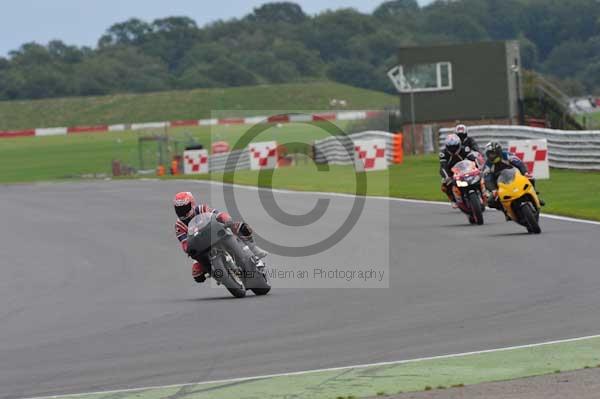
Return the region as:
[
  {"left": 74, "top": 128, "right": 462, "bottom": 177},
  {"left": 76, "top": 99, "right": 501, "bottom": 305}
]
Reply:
[{"left": 186, "top": 213, "right": 271, "bottom": 298}]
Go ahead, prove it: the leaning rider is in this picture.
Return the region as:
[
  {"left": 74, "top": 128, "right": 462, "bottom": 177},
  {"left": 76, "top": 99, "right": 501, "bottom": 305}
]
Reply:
[
  {"left": 173, "top": 192, "right": 267, "bottom": 283},
  {"left": 439, "top": 133, "right": 481, "bottom": 208},
  {"left": 483, "top": 141, "right": 545, "bottom": 214}
]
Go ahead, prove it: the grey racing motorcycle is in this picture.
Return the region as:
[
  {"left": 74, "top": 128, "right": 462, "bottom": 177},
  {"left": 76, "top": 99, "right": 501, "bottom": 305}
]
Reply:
[{"left": 186, "top": 213, "right": 271, "bottom": 298}]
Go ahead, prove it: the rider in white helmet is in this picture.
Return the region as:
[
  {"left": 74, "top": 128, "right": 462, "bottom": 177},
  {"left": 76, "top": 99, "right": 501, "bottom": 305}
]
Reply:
[
  {"left": 439, "top": 133, "right": 480, "bottom": 208},
  {"left": 454, "top": 124, "right": 480, "bottom": 153}
]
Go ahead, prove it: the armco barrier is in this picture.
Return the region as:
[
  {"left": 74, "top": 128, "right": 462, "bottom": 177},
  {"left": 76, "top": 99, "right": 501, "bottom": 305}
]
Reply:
[
  {"left": 0, "top": 111, "right": 384, "bottom": 140},
  {"left": 208, "top": 149, "right": 251, "bottom": 173},
  {"left": 439, "top": 125, "right": 600, "bottom": 170},
  {"left": 314, "top": 130, "right": 396, "bottom": 165}
]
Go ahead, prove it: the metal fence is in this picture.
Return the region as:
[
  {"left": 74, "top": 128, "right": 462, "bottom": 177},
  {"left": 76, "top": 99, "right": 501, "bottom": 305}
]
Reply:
[
  {"left": 313, "top": 131, "right": 396, "bottom": 165},
  {"left": 209, "top": 149, "right": 251, "bottom": 172},
  {"left": 439, "top": 125, "right": 600, "bottom": 170}
]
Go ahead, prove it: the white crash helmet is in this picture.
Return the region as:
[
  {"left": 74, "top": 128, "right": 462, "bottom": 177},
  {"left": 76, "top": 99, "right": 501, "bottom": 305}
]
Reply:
[{"left": 454, "top": 124, "right": 468, "bottom": 141}]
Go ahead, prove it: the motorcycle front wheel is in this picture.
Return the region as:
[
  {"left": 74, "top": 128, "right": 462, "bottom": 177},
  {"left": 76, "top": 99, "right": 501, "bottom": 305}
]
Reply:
[
  {"left": 468, "top": 192, "right": 484, "bottom": 225},
  {"left": 521, "top": 202, "right": 542, "bottom": 234},
  {"left": 215, "top": 252, "right": 247, "bottom": 298}
]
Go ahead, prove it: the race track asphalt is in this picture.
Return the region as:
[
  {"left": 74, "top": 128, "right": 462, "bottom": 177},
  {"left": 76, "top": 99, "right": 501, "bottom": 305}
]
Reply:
[{"left": 1, "top": 180, "right": 600, "bottom": 399}]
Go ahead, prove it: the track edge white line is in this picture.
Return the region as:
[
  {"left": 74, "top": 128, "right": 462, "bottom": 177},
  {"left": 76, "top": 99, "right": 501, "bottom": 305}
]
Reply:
[
  {"left": 24, "top": 332, "right": 600, "bottom": 399},
  {"left": 186, "top": 179, "right": 600, "bottom": 226}
]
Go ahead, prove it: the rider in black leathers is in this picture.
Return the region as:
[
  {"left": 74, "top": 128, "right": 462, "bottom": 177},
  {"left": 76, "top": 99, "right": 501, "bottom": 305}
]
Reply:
[{"left": 439, "top": 133, "right": 480, "bottom": 206}]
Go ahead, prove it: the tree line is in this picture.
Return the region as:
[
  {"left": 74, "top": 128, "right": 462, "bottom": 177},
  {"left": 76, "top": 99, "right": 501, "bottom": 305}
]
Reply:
[{"left": 1, "top": 0, "right": 599, "bottom": 100}]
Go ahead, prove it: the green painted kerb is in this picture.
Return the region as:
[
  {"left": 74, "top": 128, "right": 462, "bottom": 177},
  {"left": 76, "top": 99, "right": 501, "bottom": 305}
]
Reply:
[{"left": 49, "top": 336, "right": 600, "bottom": 399}]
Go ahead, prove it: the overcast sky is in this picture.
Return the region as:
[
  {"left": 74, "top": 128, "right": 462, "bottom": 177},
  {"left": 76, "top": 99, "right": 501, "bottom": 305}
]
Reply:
[{"left": 0, "top": 0, "right": 434, "bottom": 56}]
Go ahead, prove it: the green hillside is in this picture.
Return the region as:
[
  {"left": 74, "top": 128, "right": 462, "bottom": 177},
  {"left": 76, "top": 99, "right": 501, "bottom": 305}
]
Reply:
[
  {"left": 580, "top": 109, "right": 600, "bottom": 129},
  {"left": 0, "top": 82, "right": 396, "bottom": 130}
]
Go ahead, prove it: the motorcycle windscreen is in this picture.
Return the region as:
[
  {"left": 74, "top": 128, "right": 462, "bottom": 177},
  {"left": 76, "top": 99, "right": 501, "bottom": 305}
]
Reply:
[
  {"left": 497, "top": 168, "right": 517, "bottom": 185},
  {"left": 452, "top": 160, "right": 477, "bottom": 176},
  {"left": 186, "top": 213, "right": 228, "bottom": 256},
  {"left": 187, "top": 213, "right": 212, "bottom": 236}
]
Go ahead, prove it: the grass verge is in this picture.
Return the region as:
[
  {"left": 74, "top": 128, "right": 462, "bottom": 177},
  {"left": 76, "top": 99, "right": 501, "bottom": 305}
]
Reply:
[
  {"left": 186, "top": 156, "right": 600, "bottom": 221},
  {"left": 0, "top": 122, "right": 342, "bottom": 183},
  {"left": 0, "top": 81, "right": 396, "bottom": 130},
  {"left": 47, "top": 336, "right": 600, "bottom": 399},
  {"left": 2, "top": 127, "right": 599, "bottom": 221},
  {"left": 578, "top": 109, "right": 600, "bottom": 129}
]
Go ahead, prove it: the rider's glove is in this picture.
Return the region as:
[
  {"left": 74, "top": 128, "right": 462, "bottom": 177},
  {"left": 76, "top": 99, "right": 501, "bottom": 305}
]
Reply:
[
  {"left": 216, "top": 211, "right": 233, "bottom": 227},
  {"left": 238, "top": 222, "right": 253, "bottom": 238}
]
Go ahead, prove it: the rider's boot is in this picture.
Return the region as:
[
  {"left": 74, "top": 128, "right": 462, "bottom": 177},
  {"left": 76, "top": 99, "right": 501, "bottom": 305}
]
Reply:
[
  {"left": 448, "top": 190, "right": 458, "bottom": 209},
  {"left": 442, "top": 183, "right": 457, "bottom": 208},
  {"left": 236, "top": 222, "right": 268, "bottom": 259},
  {"left": 529, "top": 177, "right": 546, "bottom": 206},
  {"left": 242, "top": 237, "right": 268, "bottom": 259},
  {"left": 192, "top": 261, "right": 207, "bottom": 283}
]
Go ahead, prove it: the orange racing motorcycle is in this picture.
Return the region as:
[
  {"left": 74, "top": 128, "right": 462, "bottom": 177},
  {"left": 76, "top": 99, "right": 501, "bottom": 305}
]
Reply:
[{"left": 451, "top": 159, "right": 487, "bottom": 225}]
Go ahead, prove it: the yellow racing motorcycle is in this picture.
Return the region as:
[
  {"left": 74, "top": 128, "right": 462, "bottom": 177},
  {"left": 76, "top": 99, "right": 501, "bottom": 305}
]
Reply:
[{"left": 497, "top": 168, "right": 542, "bottom": 234}]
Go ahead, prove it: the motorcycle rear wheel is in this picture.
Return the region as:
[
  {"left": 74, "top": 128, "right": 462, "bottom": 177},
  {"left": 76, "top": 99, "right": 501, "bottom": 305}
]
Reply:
[
  {"left": 226, "top": 276, "right": 247, "bottom": 298},
  {"left": 251, "top": 265, "right": 271, "bottom": 296}
]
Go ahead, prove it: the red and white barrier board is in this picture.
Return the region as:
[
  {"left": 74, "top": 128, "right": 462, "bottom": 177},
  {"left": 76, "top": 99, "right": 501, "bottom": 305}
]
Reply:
[
  {"left": 353, "top": 139, "right": 388, "bottom": 171},
  {"left": 508, "top": 139, "right": 550, "bottom": 179},
  {"left": 211, "top": 141, "right": 230, "bottom": 154},
  {"left": 249, "top": 141, "right": 278, "bottom": 170},
  {"left": 183, "top": 149, "right": 209, "bottom": 175}
]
